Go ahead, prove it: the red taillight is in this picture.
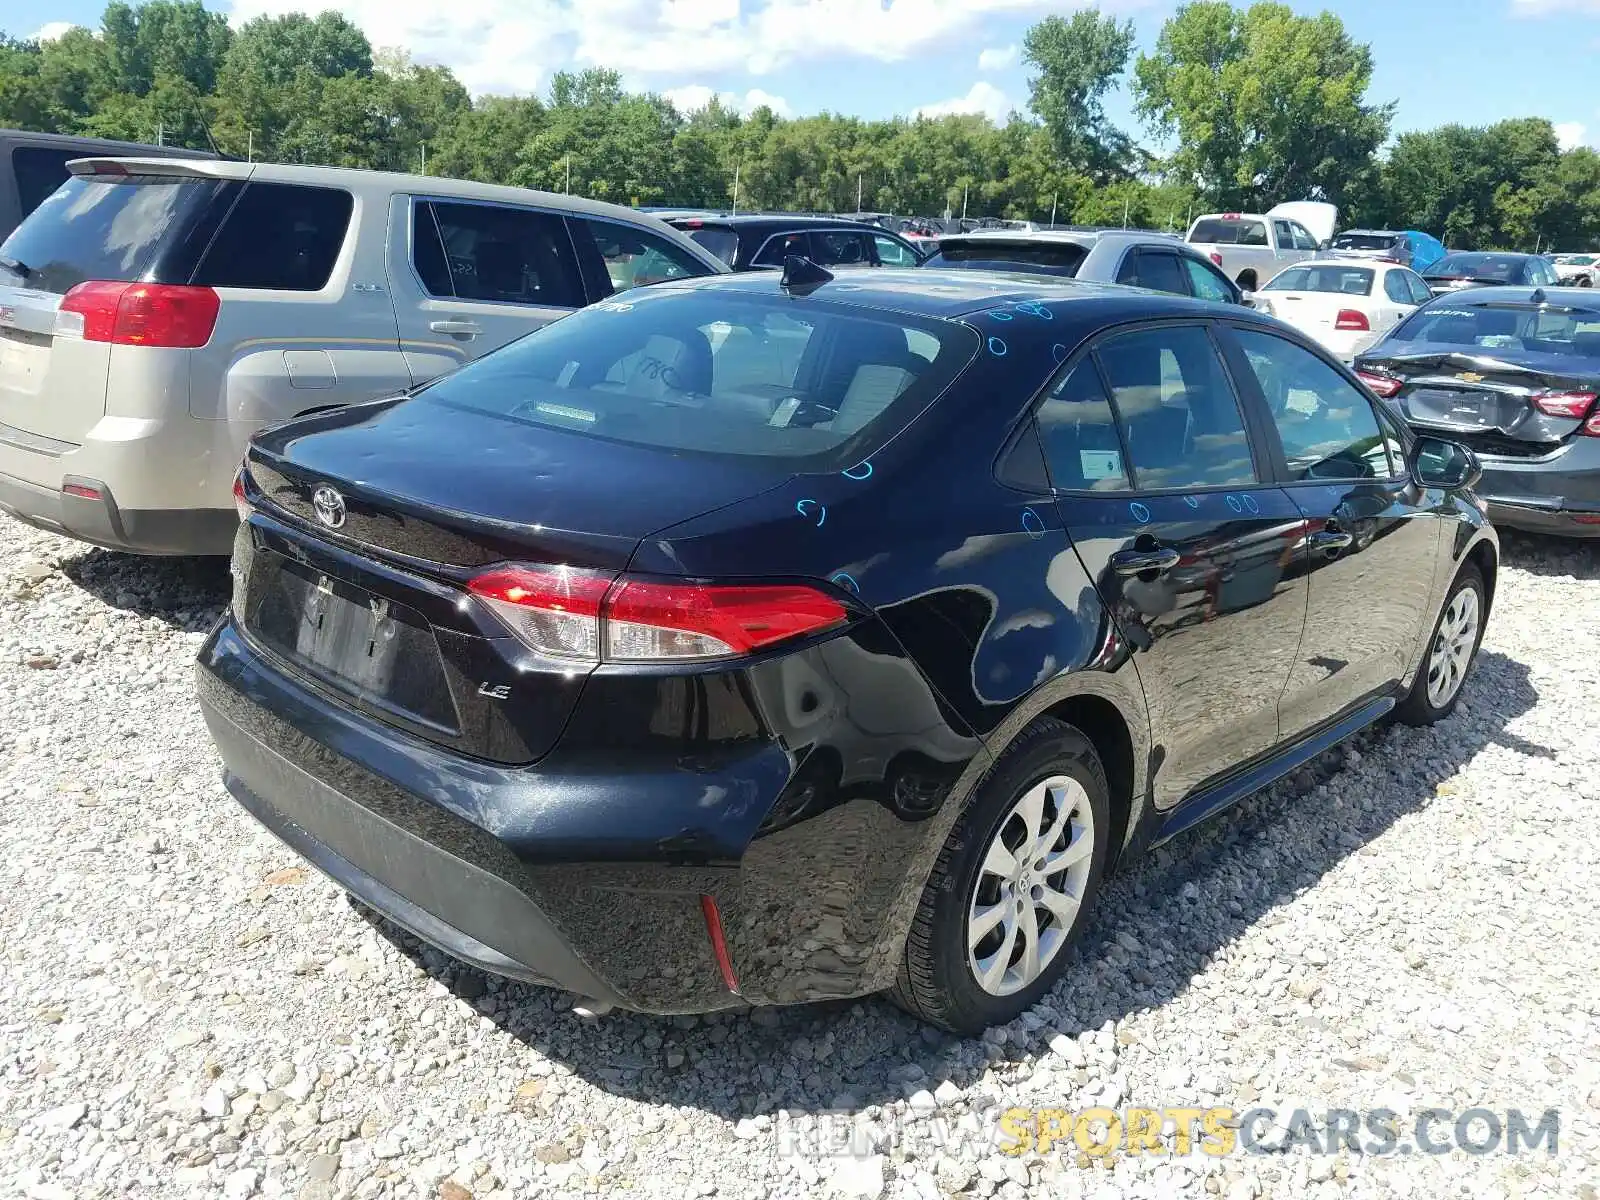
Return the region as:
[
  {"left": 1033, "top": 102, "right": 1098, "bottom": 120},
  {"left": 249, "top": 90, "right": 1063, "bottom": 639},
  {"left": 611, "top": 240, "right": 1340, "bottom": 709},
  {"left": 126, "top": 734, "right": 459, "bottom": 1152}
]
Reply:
[
  {"left": 700, "top": 895, "right": 740, "bottom": 994},
  {"left": 1584, "top": 410, "right": 1600, "bottom": 437},
  {"left": 232, "top": 471, "right": 252, "bottom": 521},
  {"left": 1356, "top": 369, "right": 1402, "bottom": 398},
  {"left": 1531, "top": 390, "right": 1598, "bottom": 419},
  {"left": 61, "top": 483, "right": 102, "bottom": 501},
  {"left": 467, "top": 565, "right": 850, "bottom": 663},
  {"left": 1209, "top": 252, "right": 1223, "bottom": 267},
  {"left": 1334, "top": 308, "right": 1370, "bottom": 331},
  {"left": 58, "top": 281, "right": 220, "bottom": 349}
]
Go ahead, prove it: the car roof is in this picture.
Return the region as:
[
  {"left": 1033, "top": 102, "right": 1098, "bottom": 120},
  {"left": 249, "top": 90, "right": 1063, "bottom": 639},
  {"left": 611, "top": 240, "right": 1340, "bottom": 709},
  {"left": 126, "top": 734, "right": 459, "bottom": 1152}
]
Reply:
[
  {"left": 68, "top": 156, "right": 677, "bottom": 227},
  {"left": 676, "top": 214, "right": 886, "bottom": 231},
  {"left": 0, "top": 128, "right": 218, "bottom": 157},
  {"left": 657, "top": 266, "right": 1256, "bottom": 321}
]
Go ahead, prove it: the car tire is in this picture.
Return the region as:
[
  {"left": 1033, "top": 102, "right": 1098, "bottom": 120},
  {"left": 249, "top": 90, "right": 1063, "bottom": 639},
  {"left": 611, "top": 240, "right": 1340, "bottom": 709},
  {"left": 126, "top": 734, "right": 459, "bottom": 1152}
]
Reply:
[
  {"left": 889, "top": 717, "right": 1112, "bottom": 1035},
  {"left": 1396, "top": 562, "right": 1486, "bottom": 727}
]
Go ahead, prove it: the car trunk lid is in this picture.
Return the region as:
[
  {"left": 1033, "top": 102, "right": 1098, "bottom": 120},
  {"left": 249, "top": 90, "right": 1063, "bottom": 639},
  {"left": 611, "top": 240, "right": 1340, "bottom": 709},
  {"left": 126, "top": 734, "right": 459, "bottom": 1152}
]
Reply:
[{"left": 238, "top": 398, "right": 795, "bottom": 763}]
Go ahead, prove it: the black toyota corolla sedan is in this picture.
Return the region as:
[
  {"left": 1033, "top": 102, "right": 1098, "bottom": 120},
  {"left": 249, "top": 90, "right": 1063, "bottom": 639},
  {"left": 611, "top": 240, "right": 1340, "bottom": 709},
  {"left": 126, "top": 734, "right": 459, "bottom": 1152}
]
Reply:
[
  {"left": 1356, "top": 286, "right": 1600, "bottom": 537},
  {"left": 200, "top": 264, "right": 1497, "bottom": 1035}
]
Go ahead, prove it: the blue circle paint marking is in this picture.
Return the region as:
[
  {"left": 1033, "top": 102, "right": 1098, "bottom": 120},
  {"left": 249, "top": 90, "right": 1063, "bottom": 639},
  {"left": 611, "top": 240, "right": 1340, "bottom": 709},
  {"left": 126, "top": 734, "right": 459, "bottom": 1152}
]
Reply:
[
  {"left": 1014, "top": 301, "right": 1053, "bottom": 320},
  {"left": 796, "top": 499, "right": 827, "bottom": 528},
  {"left": 987, "top": 336, "right": 1008, "bottom": 357},
  {"left": 1184, "top": 495, "right": 1200, "bottom": 509},
  {"left": 831, "top": 572, "right": 860, "bottom": 595},
  {"left": 1243, "top": 494, "right": 1260, "bottom": 514},
  {"left": 988, "top": 308, "right": 1014, "bottom": 321},
  {"left": 1129, "top": 502, "right": 1152, "bottom": 525},
  {"left": 1051, "top": 343, "right": 1068, "bottom": 364},
  {"left": 1225, "top": 494, "right": 1243, "bottom": 513},
  {"left": 1021, "top": 508, "right": 1046, "bottom": 539},
  {"left": 842, "top": 461, "right": 874, "bottom": 481}
]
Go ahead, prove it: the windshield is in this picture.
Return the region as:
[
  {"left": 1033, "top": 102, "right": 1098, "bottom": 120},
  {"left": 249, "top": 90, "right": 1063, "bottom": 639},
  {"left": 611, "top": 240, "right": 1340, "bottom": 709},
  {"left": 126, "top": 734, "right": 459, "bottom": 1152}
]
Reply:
[
  {"left": 1264, "top": 264, "right": 1375, "bottom": 295},
  {"left": 1425, "top": 253, "right": 1524, "bottom": 281},
  {"left": 925, "top": 240, "right": 1086, "bottom": 275},
  {"left": 682, "top": 227, "right": 738, "bottom": 266},
  {"left": 1391, "top": 301, "right": 1600, "bottom": 356},
  {"left": 1189, "top": 218, "right": 1268, "bottom": 246},
  {"left": 1331, "top": 233, "right": 1398, "bottom": 251},
  {"left": 0, "top": 172, "right": 224, "bottom": 294},
  {"left": 416, "top": 287, "right": 979, "bottom": 466}
]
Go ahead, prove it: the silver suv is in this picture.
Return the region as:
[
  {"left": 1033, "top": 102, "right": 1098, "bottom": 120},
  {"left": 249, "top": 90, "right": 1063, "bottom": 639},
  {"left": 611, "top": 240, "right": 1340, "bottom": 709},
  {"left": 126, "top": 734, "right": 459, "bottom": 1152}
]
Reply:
[{"left": 0, "top": 158, "right": 726, "bottom": 555}]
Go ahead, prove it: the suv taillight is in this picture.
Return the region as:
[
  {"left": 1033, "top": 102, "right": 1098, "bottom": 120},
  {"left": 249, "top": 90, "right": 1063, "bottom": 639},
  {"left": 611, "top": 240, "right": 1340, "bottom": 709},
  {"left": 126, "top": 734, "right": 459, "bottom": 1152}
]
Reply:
[
  {"left": 468, "top": 565, "right": 850, "bottom": 663},
  {"left": 1209, "top": 252, "right": 1224, "bottom": 267},
  {"left": 1335, "top": 309, "right": 1370, "bottom": 331},
  {"left": 58, "top": 281, "right": 221, "bottom": 348}
]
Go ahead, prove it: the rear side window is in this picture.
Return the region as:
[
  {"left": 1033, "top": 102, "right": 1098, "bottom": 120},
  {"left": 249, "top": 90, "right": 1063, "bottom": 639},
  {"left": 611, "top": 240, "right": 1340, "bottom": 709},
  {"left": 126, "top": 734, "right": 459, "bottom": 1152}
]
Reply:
[
  {"left": 683, "top": 226, "right": 738, "bottom": 265},
  {"left": 752, "top": 232, "right": 810, "bottom": 267},
  {"left": 11, "top": 146, "right": 80, "bottom": 218},
  {"left": 193, "top": 183, "right": 352, "bottom": 291},
  {"left": 1383, "top": 271, "right": 1413, "bottom": 304},
  {"left": 415, "top": 288, "right": 978, "bottom": 466},
  {"left": 0, "top": 173, "right": 226, "bottom": 294},
  {"left": 414, "top": 201, "right": 585, "bottom": 308},
  {"left": 811, "top": 231, "right": 869, "bottom": 266},
  {"left": 1404, "top": 273, "right": 1432, "bottom": 306},
  {"left": 577, "top": 219, "right": 706, "bottom": 295},
  {"left": 1094, "top": 326, "right": 1257, "bottom": 490},
  {"left": 1124, "top": 250, "right": 1190, "bottom": 297},
  {"left": 873, "top": 234, "right": 919, "bottom": 266},
  {"left": 1036, "top": 362, "right": 1130, "bottom": 491}
]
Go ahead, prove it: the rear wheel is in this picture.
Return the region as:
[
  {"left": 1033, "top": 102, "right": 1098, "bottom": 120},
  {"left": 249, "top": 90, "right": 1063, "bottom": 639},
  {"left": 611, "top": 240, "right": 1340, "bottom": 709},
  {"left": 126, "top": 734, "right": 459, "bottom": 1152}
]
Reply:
[
  {"left": 1397, "top": 563, "right": 1485, "bottom": 726},
  {"left": 890, "top": 718, "right": 1111, "bottom": 1034}
]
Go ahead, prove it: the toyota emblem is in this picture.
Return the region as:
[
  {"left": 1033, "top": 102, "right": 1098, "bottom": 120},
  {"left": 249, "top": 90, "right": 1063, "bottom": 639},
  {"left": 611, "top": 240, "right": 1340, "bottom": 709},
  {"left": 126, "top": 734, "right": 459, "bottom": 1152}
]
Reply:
[{"left": 311, "top": 486, "right": 347, "bottom": 529}]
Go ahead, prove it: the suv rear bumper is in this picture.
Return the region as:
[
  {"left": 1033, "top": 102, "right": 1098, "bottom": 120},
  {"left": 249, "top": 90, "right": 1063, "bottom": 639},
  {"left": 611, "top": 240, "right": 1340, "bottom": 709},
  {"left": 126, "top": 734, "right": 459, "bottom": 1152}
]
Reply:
[{"left": 0, "top": 467, "right": 236, "bottom": 554}]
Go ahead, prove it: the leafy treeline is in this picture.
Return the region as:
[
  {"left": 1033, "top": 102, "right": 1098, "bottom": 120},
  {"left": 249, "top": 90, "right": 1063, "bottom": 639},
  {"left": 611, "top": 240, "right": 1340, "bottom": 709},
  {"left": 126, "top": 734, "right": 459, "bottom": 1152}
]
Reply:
[{"left": 2, "top": 0, "right": 1598, "bottom": 249}]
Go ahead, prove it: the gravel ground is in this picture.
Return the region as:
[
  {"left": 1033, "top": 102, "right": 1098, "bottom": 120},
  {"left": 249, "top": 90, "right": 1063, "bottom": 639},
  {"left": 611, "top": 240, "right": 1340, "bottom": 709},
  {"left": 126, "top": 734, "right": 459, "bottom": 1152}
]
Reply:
[{"left": 0, "top": 512, "right": 1597, "bottom": 1200}]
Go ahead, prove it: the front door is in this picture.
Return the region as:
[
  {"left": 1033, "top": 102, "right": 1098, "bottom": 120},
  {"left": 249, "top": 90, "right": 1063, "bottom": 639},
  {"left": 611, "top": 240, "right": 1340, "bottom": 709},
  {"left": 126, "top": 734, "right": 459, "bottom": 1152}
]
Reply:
[
  {"left": 1222, "top": 325, "right": 1442, "bottom": 736},
  {"left": 1040, "top": 324, "right": 1311, "bottom": 811},
  {"left": 387, "top": 196, "right": 587, "bottom": 386}
]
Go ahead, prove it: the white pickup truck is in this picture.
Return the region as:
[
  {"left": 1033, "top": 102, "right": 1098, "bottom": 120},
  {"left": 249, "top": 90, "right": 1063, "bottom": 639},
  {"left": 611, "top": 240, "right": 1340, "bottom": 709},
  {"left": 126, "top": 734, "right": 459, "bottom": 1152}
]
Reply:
[{"left": 1186, "top": 202, "right": 1339, "bottom": 293}]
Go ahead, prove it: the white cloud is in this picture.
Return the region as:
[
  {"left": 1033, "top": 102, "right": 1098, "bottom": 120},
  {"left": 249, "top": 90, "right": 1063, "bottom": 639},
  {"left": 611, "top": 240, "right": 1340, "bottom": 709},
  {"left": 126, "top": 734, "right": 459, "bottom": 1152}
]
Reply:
[
  {"left": 916, "top": 81, "right": 1011, "bottom": 122},
  {"left": 28, "top": 22, "right": 77, "bottom": 42},
  {"left": 663, "top": 84, "right": 792, "bottom": 117},
  {"left": 224, "top": 0, "right": 1091, "bottom": 96},
  {"left": 977, "top": 44, "right": 1018, "bottom": 71},
  {"left": 1556, "top": 121, "right": 1588, "bottom": 150}
]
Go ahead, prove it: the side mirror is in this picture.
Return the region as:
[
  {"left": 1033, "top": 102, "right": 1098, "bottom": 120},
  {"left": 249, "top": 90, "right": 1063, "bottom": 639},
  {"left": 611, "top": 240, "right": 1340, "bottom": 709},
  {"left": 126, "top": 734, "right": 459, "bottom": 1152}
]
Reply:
[
  {"left": 1410, "top": 435, "right": 1482, "bottom": 491},
  {"left": 1319, "top": 239, "right": 1332, "bottom": 251}
]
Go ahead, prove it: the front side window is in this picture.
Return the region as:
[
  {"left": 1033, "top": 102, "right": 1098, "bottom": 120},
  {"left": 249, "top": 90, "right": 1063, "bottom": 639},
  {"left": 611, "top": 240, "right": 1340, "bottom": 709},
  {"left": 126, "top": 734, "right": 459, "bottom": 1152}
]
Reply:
[
  {"left": 1184, "top": 257, "right": 1236, "bottom": 303},
  {"left": 195, "top": 182, "right": 353, "bottom": 291},
  {"left": 1094, "top": 326, "right": 1257, "bottom": 490},
  {"left": 1234, "top": 327, "right": 1393, "bottom": 481},
  {"left": 415, "top": 288, "right": 978, "bottom": 465},
  {"left": 873, "top": 234, "right": 919, "bottom": 266},
  {"left": 580, "top": 219, "right": 705, "bottom": 295},
  {"left": 1404, "top": 272, "right": 1433, "bottom": 306},
  {"left": 1290, "top": 221, "right": 1319, "bottom": 251},
  {"left": 413, "top": 201, "right": 585, "bottom": 308},
  {"left": 1036, "top": 361, "right": 1130, "bottom": 491}
]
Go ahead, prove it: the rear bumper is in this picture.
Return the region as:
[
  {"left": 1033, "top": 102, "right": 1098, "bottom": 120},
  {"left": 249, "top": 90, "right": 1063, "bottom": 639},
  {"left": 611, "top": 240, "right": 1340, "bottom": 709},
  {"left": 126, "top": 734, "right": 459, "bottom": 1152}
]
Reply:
[
  {"left": 1478, "top": 437, "right": 1600, "bottom": 538},
  {"left": 0, "top": 414, "right": 249, "bottom": 555}
]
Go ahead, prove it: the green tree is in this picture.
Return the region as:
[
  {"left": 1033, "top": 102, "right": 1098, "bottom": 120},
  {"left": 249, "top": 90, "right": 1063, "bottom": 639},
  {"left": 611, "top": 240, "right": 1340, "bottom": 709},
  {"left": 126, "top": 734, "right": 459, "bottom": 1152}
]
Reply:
[
  {"left": 1133, "top": 1, "right": 1392, "bottom": 211},
  {"left": 1022, "top": 11, "right": 1135, "bottom": 180}
]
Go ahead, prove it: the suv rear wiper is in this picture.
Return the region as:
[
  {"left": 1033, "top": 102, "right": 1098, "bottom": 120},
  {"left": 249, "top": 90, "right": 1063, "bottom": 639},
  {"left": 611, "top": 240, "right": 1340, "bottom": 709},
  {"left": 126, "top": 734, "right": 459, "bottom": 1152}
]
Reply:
[{"left": 0, "top": 255, "right": 31, "bottom": 280}]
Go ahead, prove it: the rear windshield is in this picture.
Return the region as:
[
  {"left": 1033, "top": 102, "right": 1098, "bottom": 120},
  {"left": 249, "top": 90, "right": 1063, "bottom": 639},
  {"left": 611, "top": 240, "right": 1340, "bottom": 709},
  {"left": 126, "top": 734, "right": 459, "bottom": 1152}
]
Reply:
[
  {"left": 0, "top": 173, "right": 223, "bottom": 294},
  {"left": 417, "top": 287, "right": 979, "bottom": 466},
  {"left": 1189, "top": 218, "right": 1267, "bottom": 246},
  {"left": 1392, "top": 302, "right": 1600, "bottom": 356},
  {"left": 682, "top": 226, "right": 739, "bottom": 266},
  {"left": 1264, "top": 264, "right": 1375, "bottom": 296},
  {"left": 1330, "top": 233, "right": 1398, "bottom": 251},
  {"left": 926, "top": 240, "right": 1086, "bottom": 275},
  {"left": 1425, "top": 253, "right": 1523, "bottom": 280}
]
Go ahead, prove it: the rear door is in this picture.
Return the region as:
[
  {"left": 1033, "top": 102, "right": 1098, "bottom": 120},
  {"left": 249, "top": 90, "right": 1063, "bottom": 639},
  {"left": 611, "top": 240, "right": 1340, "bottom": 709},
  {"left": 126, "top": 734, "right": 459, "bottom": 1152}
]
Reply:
[
  {"left": 388, "top": 196, "right": 588, "bottom": 385},
  {"left": 1042, "top": 324, "right": 1310, "bottom": 811},
  {"left": 1223, "top": 325, "right": 1440, "bottom": 733}
]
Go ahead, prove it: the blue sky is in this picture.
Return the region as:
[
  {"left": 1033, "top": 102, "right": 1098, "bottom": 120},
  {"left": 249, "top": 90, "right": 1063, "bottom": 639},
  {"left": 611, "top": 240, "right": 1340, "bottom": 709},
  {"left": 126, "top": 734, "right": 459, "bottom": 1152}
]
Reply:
[{"left": 5, "top": 0, "right": 1599, "bottom": 149}]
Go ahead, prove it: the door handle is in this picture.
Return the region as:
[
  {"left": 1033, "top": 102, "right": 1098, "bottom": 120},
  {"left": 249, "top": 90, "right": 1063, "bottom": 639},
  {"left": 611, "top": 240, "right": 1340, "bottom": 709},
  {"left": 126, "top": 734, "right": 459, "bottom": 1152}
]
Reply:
[
  {"left": 1111, "top": 547, "right": 1180, "bottom": 577},
  {"left": 1309, "top": 525, "right": 1355, "bottom": 555},
  {"left": 430, "top": 319, "right": 482, "bottom": 338}
]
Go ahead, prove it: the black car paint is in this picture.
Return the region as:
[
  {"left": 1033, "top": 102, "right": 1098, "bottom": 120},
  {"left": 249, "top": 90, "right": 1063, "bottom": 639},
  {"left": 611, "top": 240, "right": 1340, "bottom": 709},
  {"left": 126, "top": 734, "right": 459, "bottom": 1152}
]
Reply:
[
  {"left": 666, "top": 214, "right": 924, "bottom": 271},
  {"left": 199, "top": 271, "right": 1497, "bottom": 1015}
]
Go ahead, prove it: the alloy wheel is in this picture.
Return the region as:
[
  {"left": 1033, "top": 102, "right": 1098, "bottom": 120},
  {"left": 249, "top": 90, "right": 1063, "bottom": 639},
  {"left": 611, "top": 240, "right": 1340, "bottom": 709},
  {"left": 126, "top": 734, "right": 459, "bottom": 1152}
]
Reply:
[
  {"left": 967, "top": 775, "right": 1095, "bottom": 996},
  {"left": 1426, "top": 586, "right": 1480, "bottom": 708}
]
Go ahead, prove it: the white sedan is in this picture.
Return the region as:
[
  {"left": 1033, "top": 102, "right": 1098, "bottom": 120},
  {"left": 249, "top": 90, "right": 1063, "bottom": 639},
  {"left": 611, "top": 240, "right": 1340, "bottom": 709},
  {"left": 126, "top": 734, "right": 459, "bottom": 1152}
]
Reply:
[{"left": 1251, "top": 258, "right": 1432, "bottom": 361}]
